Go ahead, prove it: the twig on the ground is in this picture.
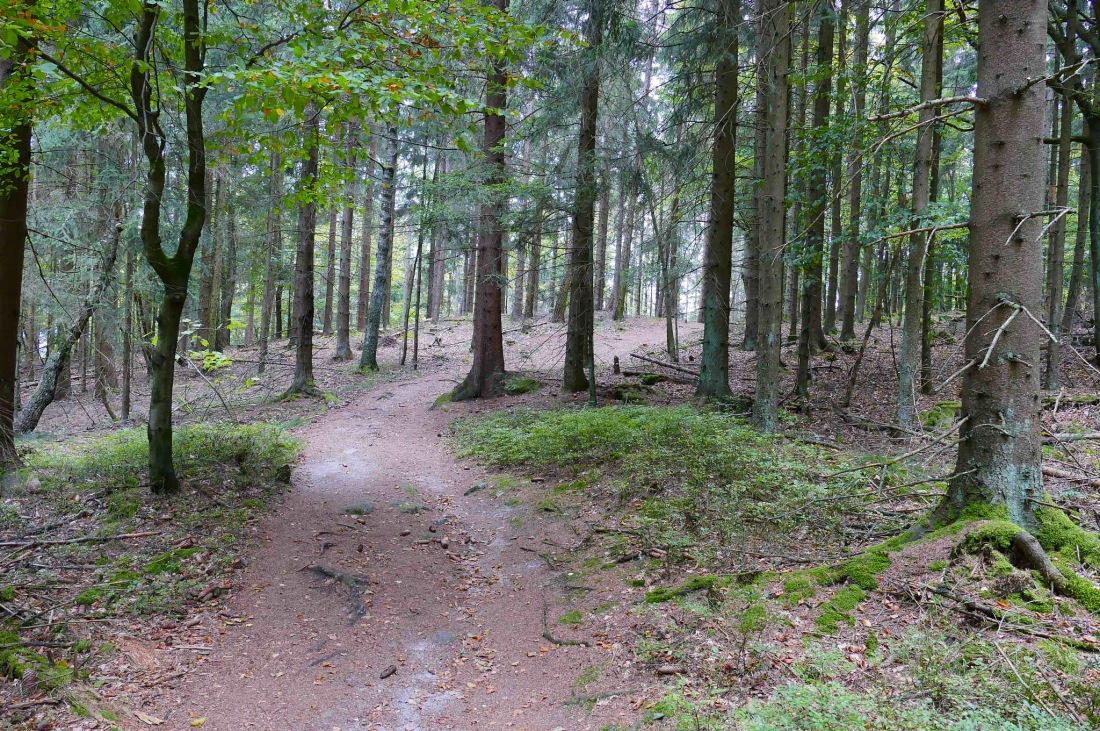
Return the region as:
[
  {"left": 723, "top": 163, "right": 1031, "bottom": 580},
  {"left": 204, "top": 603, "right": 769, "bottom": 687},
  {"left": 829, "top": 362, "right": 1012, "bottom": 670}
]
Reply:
[
  {"left": 0, "top": 531, "right": 158, "bottom": 549},
  {"left": 304, "top": 564, "right": 370, "bottom": 625}
]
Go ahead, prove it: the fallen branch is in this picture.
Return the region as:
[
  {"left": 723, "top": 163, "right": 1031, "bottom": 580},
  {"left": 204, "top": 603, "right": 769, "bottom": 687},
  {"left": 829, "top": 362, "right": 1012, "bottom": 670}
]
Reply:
[
  {"left": 303, "top": 564, "right": 369, "bottom": 625},
  {"left": 628, "top": 352, "right": 698, "bottom": 377},
  {"left": 1041, "top": 464, "right": 1100, "bottom": 488},
  {"left": 1038, "top": 430, "right": 1100, "bottom": 441},
  {"left": 0, "top": 531, "right": 158, "bottom": 549}
]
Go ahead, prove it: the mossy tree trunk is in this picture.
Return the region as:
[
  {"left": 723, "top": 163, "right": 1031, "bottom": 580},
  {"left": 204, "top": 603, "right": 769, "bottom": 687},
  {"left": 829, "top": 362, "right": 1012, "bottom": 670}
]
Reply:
[
  {"left": 131, "top": 0, "right": 208, "bottom": 494},
  {"left": 939, "top": 0, "right": 1046, "bottom": 528}
]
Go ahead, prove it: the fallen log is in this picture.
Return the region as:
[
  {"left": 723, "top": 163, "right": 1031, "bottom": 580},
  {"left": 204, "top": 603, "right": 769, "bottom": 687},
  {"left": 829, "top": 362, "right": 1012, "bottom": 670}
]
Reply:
[
  {"left": 1042, "top": 465, "right": 1100, "bottom": 488},
  {"left": 628, "top": 353, "right": 698, "bottom": 377}
]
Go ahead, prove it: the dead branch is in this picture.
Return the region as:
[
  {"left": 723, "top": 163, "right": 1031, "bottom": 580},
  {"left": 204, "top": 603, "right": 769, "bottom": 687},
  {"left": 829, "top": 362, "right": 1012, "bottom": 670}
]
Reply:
[
  {"left": 304, "top": 564, "right": 369, "bottom": 625},
  {"left": 628, "top": 352, "right": 698, "bottom": 376},
  {"left": 0, "top": 531, "right": 159, "bottom": 549},
  {"left": 868, "top": 95, "right": 987, "bottom": 122}
]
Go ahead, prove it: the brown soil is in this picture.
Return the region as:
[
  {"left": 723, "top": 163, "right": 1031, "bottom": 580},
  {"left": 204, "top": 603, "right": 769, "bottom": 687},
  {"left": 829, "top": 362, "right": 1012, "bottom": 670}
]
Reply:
[{"left": 113, "top": 317, "right": 692, "bottom": 731}]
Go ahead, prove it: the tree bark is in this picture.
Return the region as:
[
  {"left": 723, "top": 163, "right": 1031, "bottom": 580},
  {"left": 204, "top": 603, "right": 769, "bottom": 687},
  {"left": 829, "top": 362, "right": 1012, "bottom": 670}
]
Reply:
[
  {"left": 796, "top": 0, "right": 835, "bottom": 405},
  {"left": 16, "top": 221, "right": 122, "bottom": 434},
  {"left": 453, "top": 0, "right": 509, "bottom": 399},
  {"left": 1062, "top": 149, "right": 1089, "bottom": 337},
  {"left": 563, "top": 1, "right": 602, "bottom": 394},
  {"left": 285, "top": 106, "right": 322, "bottom": 396},
  {"left": 323, "top": 208, "right": 338, "bottom": 336},
  {"left": 336, "top": 123, "right": 358, "bottom": 361},
  {"left": 752, "top": 0, "right": 791, "bottom": 432},
  {"left": 696, "top": 0, "right": 739, "bottom": 399},
  {"left": 940, "top": 0, "right": 1047, "bottom": 528},
  {"left": 258, "top": 148, "right": 283, "bottom": 374},
  {"left": 897, "top": 0, "right": 944, "bottom": 428},
  {"left": 0, "top": 38, "right": 33, "bottom": 472},
  {"left": 1044, "top": 89, "right": 1074, "bottom": 388},
  {"left": 824, "top": 2, "right": 847, "bottom": 334},
  {"left": 357, "top": 133, "right": 377, "bottom": 332},
  {"left": 136, "top": 0, "right": 208, "bottom": 494},
  {"left": 839, "top": 0, "right": 870, "bottom": 340},
  {"left": 360, "top": 128, "right": 400, "bottom": 371}
]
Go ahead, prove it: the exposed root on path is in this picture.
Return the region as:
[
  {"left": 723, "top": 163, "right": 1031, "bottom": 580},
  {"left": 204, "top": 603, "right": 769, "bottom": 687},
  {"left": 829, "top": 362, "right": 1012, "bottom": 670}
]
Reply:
[{"left": 303, "top": 564, "right": 370, "bottom": 625}]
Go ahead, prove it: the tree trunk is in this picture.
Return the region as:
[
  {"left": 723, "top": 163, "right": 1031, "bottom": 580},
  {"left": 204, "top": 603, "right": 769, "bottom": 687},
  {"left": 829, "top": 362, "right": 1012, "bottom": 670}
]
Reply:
[
  {"left": 897, "top": 0, "right": 944, "bottom": 428},
  {"left": 525, "top": 216, "right": 542, "bottom": 318},
  {"left": 121, "top": 243, "right": 134, "bottom": 422},
  {"left": 939, "top": 0, "right": 1047, "bottom": 528},
  {"left": 1044, "top": 91, "right": 1075, "bottom": 388},
  {"left": 258, "top": 148, "right": 283, "bottom": 374},
  {"left": 1062, "top": 149, "right": 1089, "bottom": 336},
  {"left": 839, "top": 0, "right": 870, "bottom": 340},
  {"left": 753, "top": 0, "right": 791, "bottom": 432},
  {"left": 0, "top": 43, "right": 32, "bottom": 472},
  {"left": 217, "top": 199, "right": 237, "bottom": 350},
  {"left": 360, "top": 128, "right": 400, "bottom": 371},
  {"left": 453, "top": 0, "right": 509, "bottom": 399},
  {"left": 336, "top": 124, "right": 358, "bottom": 361},
  {"left": 134, "top": 0, "right": 208, "bottom": 494},
  {"left": 323, "top": 208, "right": 338, "bottom": 336},
  {"left": 357, "top": 133, "right": 377, "bottom": 332},
  {"left": 286, "top": 106, "right": 322, "bottom": 396},
  {"left": 563, "top": 1, "right": 602, "bottom": 394},
  {"left": 595, "top": 165, "right": 610, "bottom": 311},
  {"left": 696, "top": 0, "right": 739, "bottom": 399},
  {"left": 796, "top": 0, "right": 835, "bottom": 405},
  {"left": 824, "top": 1, "right": 847, "bottom": 334},
  {"left": 429, "top": 155, "right": 447, "bottom": 324},
  {"left": 17, "top": 222, "right": 122, "bottom": 433}
]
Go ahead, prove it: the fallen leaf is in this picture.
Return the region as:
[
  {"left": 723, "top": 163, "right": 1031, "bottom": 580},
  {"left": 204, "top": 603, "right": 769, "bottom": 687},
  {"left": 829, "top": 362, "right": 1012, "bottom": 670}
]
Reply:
[
  {"left": 135, "top": 711, "right": 166, "bottom": 726},
  {"left": 190, "top": 719, "right": 206, "bottom": 728}
]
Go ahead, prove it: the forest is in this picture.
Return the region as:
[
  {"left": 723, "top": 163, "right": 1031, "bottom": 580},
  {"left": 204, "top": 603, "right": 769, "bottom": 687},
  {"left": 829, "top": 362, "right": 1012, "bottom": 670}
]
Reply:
[{"left": 3, "top": 0, "right": 1100, "bottom": 728}]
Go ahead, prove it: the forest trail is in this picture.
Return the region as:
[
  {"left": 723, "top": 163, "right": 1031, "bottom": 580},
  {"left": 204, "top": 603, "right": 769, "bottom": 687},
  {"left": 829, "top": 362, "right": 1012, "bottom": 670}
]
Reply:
[{"left": 138, "top": 318, "right": 690, "bottom": 731}]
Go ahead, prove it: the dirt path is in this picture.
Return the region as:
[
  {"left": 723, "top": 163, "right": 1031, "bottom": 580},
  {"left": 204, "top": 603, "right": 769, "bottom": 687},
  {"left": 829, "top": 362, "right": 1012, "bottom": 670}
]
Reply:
[{"left": 138, "top": 318, "right": 694, "bottom": 731}]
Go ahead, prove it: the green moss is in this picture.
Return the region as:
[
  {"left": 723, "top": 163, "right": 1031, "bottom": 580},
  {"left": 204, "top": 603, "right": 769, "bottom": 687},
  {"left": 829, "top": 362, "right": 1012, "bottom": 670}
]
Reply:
[
  {"left": 816, "top": 586, "right": 866, "bottom": 634},
  {"left": 144, "top": 547, "right": 201, "bottom": 575},
  {"left": 504, "top": 377, "right": 542, "bottom": 395},
  {"left": 929, "top": 559, "right": 949, "bottom": 572},
  {"left": 831, "top": 553, "right": 892, "bottom": 590},
  {"left": 75, "top": 589, "right": 102, "bottom": 606},
  {"left": 921, "top": 401, "right": 961, "bottom": 429},
  {"left": 0, "top": 586, "right": 15, "bottom": 602},
  {"left": 1036, "top": 507, "right": 1100, "bottom": 567},
  {"left": 559, "top": 610, "right": 584, "bottom": 626},
  {"left": 957, "top": 520, "right": 1020, "bottom": 553},
  {"left": 625, "top": 578, "right": 646, "bottom": 588},
  {"left": 988, "top": 552, "right": 1015, "bottom": 577},
  {"left": 865, "top": 630, "right": 879, "bottom": 655},
  {"left": 1060, "top": 570, "right": 1100, "bottom": 613},
  {"left": 782, "top": 574, "right": 818, "bottom": 605},
  {"left": 645, "top": 574, "right": 733, "bottom": 603},
  {"left": 639, "top": 374, "right": 670, "bottom": 385}
]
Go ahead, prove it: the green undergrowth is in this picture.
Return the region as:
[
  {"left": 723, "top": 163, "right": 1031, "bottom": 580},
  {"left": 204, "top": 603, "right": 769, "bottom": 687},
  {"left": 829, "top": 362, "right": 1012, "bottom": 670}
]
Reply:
[
  {"left": 646, "top": 623, "right": 1097, "bottom": 730},
  {"left": 1, "top": 423, "right": 300, "bottom": 702},
  {"left": 453, "top": 405, "right": 865, "bottom": 560}
]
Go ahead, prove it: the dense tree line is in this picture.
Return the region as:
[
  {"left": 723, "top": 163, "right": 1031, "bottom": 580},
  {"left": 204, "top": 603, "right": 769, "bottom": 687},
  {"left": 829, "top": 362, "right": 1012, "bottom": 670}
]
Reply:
[{"left": 0, "top": 0, "right": 1088, "bottom": 540}]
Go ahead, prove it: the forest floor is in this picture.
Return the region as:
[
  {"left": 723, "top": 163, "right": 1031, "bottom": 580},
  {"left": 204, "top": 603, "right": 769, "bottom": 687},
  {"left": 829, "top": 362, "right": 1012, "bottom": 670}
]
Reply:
[{"left": 5, "top": 313, "right": 1100, "bottom": 730}]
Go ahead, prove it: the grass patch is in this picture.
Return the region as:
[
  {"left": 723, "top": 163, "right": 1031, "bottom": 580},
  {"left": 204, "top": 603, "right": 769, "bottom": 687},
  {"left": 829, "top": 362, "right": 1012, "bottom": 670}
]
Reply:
[
  {"left": 2, "top": 423, "right": 300, "bottom": 700},
  {"left": 453, "top": 406, "right": 861, "bottom": 561}
]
